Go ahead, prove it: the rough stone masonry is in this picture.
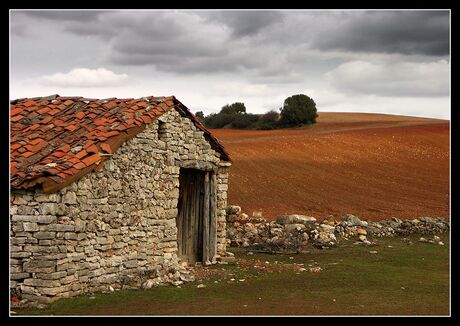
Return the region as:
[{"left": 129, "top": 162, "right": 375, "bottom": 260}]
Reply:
[
  {"left": 225, "top": 206, "right": 449, "bottom": 251},
  {"left": 10, "top": 108, "right": 230, "bottom": 304}
]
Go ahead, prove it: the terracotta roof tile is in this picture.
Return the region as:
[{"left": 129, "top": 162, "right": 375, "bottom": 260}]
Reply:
[
  {"left": 11, "top": 115, "right": 24, "bottom": 122},
  {"left": 100, "top": 143, "right": 112, "bottom": 154},
  {"left": 39, "top": 116, "right": 53, "bottom": 124},
  {"left": 23, "top": 101, "right": 36, "bottom": 107},
  {"left": 48, "top": 108, "right": 60, "bottom": 116},
  {"left": 104, "top": 130, "right": 120, "bottom": 138},
  {"left": 82, "top": 153, "right": 101, "bottom": 166},
  {"left": 74, "top": 162, "right": 87, "bottom": 169},
  {"left": 50, "top": 151, "right": 66, "bottom": 158},
  {"left": 37, "top": 107, "right": 51, "bottom": 115},
  {"left": 57, "top": 144, "right": 71, "bottom": 152},
  {"left": 65, "top": 124, "right": 77, "bottom": 132},
  {"left": 75, "top": 150, "right": 88, "bottom": 159},
  {"left": 11, "top": 107, "right": 22, "bottom": 116},
  {"left": 140, "top": 116, "right": 152, "bottom": 124},
  {"left": 28, "top": 124, "right": 40, "bottom": 131},
  {"left": 86, "top": 144, "right": 98, "bottom": 154},
  {"left": 45, "top": 168, "right": 60, "bottom": 175},
  {"left": 10, "top": 94, "right": 229, "bottom": 192}
]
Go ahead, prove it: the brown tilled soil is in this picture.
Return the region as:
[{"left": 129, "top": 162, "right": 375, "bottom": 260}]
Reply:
[{"left": 212, "top": 112, "right": 450, "bottom": 221}]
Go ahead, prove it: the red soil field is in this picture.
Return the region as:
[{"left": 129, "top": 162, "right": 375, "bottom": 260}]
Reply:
[{"left": 212, "top": 112, "right": 450, "bottom": 221}]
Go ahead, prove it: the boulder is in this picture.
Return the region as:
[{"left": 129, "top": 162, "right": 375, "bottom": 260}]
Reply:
[
  {"left": 319, "top": 224, "right": 335, "bottom": 232},
  {"left": 284, "top": 223, "right": 306, "bottom": 233},
  {"left": 237, "top": 213, "right": 249, "bottom": 222},
  {"left": 276, "top": 215, "right": 317, "bottom": 226},
  {"left": 341, "top": 214, "right": 366, "bottom": 227},
  {"left": 419, "top": 217, "right": 436, "bottom": 224},
  {"left": 226, "top": 205, "right": 241, "bottom": 216}
]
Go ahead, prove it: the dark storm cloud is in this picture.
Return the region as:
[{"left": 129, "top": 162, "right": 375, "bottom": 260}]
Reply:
[
  {"left": 313, "top": 11, "right": 449, "bottom": 56},
  {"left": 203, "top": 11, "right": 284, "bottom": 37},
  {"left": 19, "top": 10, "right": 106, "bottom": 21},
  {"left": 11, "top": 10, "right": 450, "bottom": 78}
]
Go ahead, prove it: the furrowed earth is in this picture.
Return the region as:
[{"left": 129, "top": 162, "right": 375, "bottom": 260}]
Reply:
[{"left": 212, "top": 112, "right": 450, "bottom": 221}]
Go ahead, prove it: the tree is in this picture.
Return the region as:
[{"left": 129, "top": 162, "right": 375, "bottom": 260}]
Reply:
[
  {"left": 195, "top": 111, "right": 205, "bottom": 121},
  {"left": 259, "top": 110, "right": 280, "bottom": 122},
  {"left": 231, "top": 113, "right": 259, "bottom": 129},
  {"left": 279, "top": 94, "right": 318, "bottom": 127},
  {"left": 220, "top": 102, "right": 246, "bottom": 115},
  {"left": 203, "top": 113, "right": 235, "bottom": 129}
]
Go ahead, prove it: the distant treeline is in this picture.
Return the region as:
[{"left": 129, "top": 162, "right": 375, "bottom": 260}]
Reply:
[{"left": 195, "top": 94, "right": 318, "bottom": 130}]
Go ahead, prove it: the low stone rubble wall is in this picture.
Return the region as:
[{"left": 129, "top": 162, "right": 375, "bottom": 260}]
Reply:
[{"left": 225, "top": 206, "right": 449, "bottom": 251}]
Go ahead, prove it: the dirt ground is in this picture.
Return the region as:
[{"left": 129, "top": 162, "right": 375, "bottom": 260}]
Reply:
[{"left": 212, "top": 112, "right": 450, "bottom": 221}]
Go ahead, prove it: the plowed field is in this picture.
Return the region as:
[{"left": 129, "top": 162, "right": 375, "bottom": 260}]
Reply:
[{"left": 212, "top": 112, "right": 450, "bottom": 221}]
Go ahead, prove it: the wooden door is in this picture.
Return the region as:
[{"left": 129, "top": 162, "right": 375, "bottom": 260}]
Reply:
[{"left": 176, "top": 168, "right": 217, "bottom": 264}]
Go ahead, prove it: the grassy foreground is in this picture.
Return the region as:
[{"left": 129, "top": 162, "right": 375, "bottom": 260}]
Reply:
[{"left": 13, "top": 234, "right": 450, "bottom": 316}]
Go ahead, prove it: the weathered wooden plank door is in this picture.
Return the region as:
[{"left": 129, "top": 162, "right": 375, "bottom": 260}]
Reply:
[{"left": 176, "top": 168, "right": 217, "bottom": 264}]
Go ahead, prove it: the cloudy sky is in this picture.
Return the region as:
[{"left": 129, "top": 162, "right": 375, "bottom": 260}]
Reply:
[{"left": 10, "top": 9, "right": 450, "bottom": 119}]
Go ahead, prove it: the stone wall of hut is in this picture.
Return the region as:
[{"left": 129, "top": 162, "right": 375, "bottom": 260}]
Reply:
[{"left": 10, "top": 108, "right": 230, "bottom": 303}]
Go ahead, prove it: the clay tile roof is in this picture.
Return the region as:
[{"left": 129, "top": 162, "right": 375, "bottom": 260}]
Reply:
[{"left": 10, "top": 94, "right": 230, "bottom": 193}]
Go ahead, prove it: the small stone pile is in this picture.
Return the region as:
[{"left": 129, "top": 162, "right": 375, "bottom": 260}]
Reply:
[
  {"left": 226, "top": 206, "right": 337, "bottom": 250},
  {"left": 141, "top": 262, "right": 195, "bottom": 289},
  {"left": 225, "top": 206, "right": 449, "bottom": 252}
]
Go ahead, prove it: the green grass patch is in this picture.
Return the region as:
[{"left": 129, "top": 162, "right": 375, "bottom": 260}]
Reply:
[{"left": 13, "top": 234, "right": 449, "bottom": 316}]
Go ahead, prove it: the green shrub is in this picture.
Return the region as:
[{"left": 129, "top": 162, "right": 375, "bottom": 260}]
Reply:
[
  {"left": 279, "top": 94, "right": 318, "bottom": 127},
  {"left": 231, "top": 113, "right": 259, "bottom": 129}
]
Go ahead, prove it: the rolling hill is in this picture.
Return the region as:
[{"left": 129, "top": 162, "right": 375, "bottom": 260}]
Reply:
[{"left": 212, "top": 112, "right": 450, "bottom": 221}]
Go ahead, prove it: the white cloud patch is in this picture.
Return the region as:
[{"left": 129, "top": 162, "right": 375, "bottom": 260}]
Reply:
[
  {"left": 211, "top": 82, "right": 270, "bottom": 97},
  {"left": 37, "top": 68, "right": 128, "bottom": 87},
  {"left": 325, "top": 59, "right": 449, "bottom": 97}
]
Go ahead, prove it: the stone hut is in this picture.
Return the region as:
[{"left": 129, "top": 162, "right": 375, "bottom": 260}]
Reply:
[{"left": 10, "top": 94, "right": 231, "bottom": 303}]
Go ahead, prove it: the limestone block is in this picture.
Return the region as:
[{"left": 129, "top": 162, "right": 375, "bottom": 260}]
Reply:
[
  {"left": 35, "top": 271, "right": 67, "bottom": 280},
  {"left": 34, "top": 231, "right": 56, "bottom": 240},
  {"left": 62, "top": 192, "right": 77, "bottom": 204},
  {"left": 23, "top": 222, "right": 39, "bottom": 232},
  {"left": 38, "top": 284, "right": 72, "bottom": 296},
  {"left": 24, "top": 278, "right": 61, "bottom": 287},
  {"left": 10, "top": 272, "right": 30, "bottom": 280}
]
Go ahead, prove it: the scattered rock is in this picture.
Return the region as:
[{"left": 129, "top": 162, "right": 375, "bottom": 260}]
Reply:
[
  {"left": 218, "top": 256, "right": 236, "bottom": 263},
  {"left": 358, "top": 234, "right": 367, "bottom": 242},
  {"left": 357, "top": 227, "right": 367, "bottom": 236},
  {"left": 276, "top": 215, "right": 317, "bottom": 225},
  {"left": 341, "top": 214, "right": 365, "bottom": 227},
  {"left": 197, "top": 284, "right": 206, "bottom": 288}
]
